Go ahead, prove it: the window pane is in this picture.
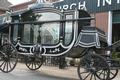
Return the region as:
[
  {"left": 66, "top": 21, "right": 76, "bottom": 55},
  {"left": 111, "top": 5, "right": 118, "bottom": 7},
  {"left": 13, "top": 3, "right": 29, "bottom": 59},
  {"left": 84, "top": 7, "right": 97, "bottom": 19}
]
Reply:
[
  {"left": 22, "top": 24, "right": 31, "bottom": 44},
  {"left": 33, "top": 25, "right": 40, "bottom": 44},
  {"left": 33, "top": 23, "right": 60, "bottom": 44},
  {"left": 34, "top": 12, "right": 61, "bottom": 44},
  {"left": 12, "top": 20, "right": 19, "bottom": 42},
  {"left": 64, "top": 15, "right": 73, "bottom": 45},
  {"left": 41, "top": 23, "right": 60, "bottom": 44},
  {"left": 12, "top": 12, "right": 61, "bottom": 45},
  {"left": 13, "top": 25, "right": 18, "bottom": 41}
]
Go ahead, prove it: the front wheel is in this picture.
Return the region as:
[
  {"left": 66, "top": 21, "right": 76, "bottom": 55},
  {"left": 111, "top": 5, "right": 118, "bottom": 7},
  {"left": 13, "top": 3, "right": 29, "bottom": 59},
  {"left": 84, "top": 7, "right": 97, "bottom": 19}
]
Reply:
[{"left": 25, "top": 56, "right": 45, "bottom": 70}]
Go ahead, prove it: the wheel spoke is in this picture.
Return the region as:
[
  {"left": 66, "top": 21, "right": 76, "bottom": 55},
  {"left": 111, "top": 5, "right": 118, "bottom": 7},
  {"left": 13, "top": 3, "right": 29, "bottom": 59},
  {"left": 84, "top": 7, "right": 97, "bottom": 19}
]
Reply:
[
  {"left": 34, "top": 62, "right": 36, "bottom": 69},
  {"left": 90, "top": 74, "right": 93, "bottom": 80},
  {"left": 0, "top": 61, "right": 5, "bottom": 67},
  {"left": 103, "top": 71, "right": 105, "bottom": 79},
  {"left": 83, "top": 73, "right": 91, "bottom": 80},
  {"left": 27, "top": 61, "right": 31, "bottom": 67},
  {"left": 32, "top": 62, "right": 34, "bottom": 69},
  {"left": 3, "top": 62, "right": 7, "bottom": 71},
  {"left": 37, "top": 62, "right": 40, "bottom": 66},
  {"left": 6, "top": 62, "right": 9, "bottom": 72},
  {"left": 80, "top": 71, "right": 88, "bottom": 74},
  {"left": 98, "top": 70, "right": 104, "bottom": 76},
  {"left": 94, "top": 74, "right": 97, "bottom": 80},
  {"left": 8, "top": 61, "right": 12, "bottom": 70},
  {"left": 110, "top": 71, "right": 116, "bottom": 76}
]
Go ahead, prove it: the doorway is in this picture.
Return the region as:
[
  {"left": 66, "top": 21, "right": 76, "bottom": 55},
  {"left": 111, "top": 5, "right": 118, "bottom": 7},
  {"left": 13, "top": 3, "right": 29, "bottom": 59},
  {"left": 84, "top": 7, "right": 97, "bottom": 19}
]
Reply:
[
  {"left": 112, "top": 10, "right": 120, "bottom": 43},
  {"left": 112, "top": 23, "right": 120, "bottom": 43}
]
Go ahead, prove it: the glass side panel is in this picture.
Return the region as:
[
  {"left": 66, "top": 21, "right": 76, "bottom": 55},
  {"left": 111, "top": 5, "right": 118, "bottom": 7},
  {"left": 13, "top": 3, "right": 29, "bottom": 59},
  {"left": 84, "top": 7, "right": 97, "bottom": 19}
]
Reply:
[
  {"left": 18, "top": 23, "right": 60, "bottom": 44},
  {"left": 22, "top": 24, "right": 31, "bottom": 44},
  {"left": 12, "top": 12, "right": 61, "bottom": 45},
  {"left": 41, "top": 23, "right": 60, "bottom": 44},
  {"left": 64, "top": 15, "right": 73, "bottom": 45},
  {"left": 12, "top": 20, "right": 19, "bottom": 42}
]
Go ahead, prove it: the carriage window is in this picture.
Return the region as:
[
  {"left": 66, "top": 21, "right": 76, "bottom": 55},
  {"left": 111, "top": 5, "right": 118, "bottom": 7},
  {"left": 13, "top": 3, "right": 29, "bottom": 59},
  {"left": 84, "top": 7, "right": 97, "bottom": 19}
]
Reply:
[
  {"left": 34, "top": 23, "right": 60, "bottom": 44},
  {"left": 35, "top": 12, "right": 60, "bottom": 44},
  {"left": 12, "top": 20, "right": 19, "bottom": 42},
  {"left": 22, "top": 24, "right": 31, "bottom": 44},
  {"left": 13, "top": 12, "right": 61, "bottom": 45},
  {"left": 19, "top": 23, "right": 60, "bottom": 44},
  {"left": 64, "top": 15, "right": 73, "bottom": 45}
]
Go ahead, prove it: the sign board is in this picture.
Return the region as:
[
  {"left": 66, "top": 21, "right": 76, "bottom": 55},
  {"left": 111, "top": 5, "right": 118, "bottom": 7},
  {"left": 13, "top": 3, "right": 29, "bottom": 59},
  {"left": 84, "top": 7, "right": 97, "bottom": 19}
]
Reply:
[{"left": 53, "top": 0, "right": 120, "bottom": 13}]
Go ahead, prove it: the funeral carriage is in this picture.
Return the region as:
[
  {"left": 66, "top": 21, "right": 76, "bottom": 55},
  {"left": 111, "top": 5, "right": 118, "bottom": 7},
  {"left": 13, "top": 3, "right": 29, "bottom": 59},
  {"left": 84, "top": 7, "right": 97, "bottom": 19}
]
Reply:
[{"left": 0, "top": 1, "right": 120, "bottom": 80}]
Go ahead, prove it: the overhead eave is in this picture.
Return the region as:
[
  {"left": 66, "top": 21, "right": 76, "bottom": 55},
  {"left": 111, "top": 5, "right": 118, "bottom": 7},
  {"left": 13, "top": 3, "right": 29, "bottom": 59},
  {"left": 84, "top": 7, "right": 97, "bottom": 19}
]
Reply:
[{"left": 9, "top": 0, "right": 35, "bottom": 8}]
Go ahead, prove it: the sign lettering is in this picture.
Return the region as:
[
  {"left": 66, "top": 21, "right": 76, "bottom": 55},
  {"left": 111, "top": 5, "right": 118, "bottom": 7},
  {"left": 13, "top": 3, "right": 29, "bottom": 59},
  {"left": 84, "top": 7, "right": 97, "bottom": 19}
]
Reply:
[
  {"left": 70, "top": 3, "right": 76, "bottom": 10},
  {"left": 53, "top": 0, "right": 120, "bottom": 13},
  {"left": 103, "top": 0, "right": 111, "bottom": 6},
  {"left": 78, "top": 1, "right": 87, "bottom": 11}
]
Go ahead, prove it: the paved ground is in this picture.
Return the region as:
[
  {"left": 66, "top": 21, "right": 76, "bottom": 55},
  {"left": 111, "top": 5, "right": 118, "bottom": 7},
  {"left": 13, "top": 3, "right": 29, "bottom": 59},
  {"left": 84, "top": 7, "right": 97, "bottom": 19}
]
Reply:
[
  {"left": 113, "top": 70, "right": 120, "bottom": 80},
  {"left": 0, "top": 63, "right": 119, "bottom": 80},
  {"left": 0, "top": 63, "right": 79, "bottom": 80}
]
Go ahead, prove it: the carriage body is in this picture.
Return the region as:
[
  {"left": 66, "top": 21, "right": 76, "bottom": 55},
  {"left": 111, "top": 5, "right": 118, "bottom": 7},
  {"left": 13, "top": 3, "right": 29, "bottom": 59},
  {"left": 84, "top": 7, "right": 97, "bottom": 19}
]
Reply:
[{"left": 0, "top": 4, "right": 107, "bottom": 57}]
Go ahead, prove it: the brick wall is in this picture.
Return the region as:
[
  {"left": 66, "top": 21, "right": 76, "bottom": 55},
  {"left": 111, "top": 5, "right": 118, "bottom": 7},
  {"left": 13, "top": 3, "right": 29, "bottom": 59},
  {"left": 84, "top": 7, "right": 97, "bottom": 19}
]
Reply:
[{"left": 95, "top": 12, "right": 108, "bottom": 34}]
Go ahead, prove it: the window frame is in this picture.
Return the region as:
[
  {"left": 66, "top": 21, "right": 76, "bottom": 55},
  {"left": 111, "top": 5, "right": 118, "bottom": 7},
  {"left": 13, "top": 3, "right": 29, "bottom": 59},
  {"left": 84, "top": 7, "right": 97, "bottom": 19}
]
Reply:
[
  {"left": 63, "top": 11, "right": 75, "bottom": 46},
  {"left": 11, "top": 9, "right": 63, "bottom": 46}
]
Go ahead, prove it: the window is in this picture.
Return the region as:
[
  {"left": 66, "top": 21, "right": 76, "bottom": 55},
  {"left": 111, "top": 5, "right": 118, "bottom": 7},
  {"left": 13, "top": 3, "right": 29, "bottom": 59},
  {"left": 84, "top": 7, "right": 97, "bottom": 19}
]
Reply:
[
  {"left": 64, "top": 15, "right": 73, "bottom": 45},
  {"left": 22, "top": 24, "right": 31, "bottom": 44},
  {"left": 12, "top": 12, "right": 61, "bottom": 45},
  {"left": 12, "top": 20, "right": 18, "bottom": 41},
  {"left": 34, "top": 23, "right": 60, "bottom": 44}
]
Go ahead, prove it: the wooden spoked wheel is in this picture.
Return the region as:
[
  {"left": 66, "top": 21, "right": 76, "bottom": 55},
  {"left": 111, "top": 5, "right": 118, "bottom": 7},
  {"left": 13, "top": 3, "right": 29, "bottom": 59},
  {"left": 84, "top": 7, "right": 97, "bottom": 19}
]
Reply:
[
  {"left": 0, "top": 44, "right": 18, "bottom": 73},
  {"left": 77, "top": 49, "right": 110, "bottom": 80},
  {"left": 25, "top": 56, "right": 44, "bottom": 70}
]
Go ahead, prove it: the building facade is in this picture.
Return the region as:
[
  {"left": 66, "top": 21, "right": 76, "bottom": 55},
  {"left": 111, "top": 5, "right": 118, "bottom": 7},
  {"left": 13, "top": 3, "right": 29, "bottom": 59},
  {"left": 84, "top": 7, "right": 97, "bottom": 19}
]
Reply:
[{"left": 0, "top": 0, "right": 12, "bottom": 14}]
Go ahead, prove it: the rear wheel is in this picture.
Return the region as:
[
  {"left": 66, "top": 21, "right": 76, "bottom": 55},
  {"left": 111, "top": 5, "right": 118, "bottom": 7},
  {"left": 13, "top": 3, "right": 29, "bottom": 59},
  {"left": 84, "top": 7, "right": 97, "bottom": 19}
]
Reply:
[
  {"left": 77, "top": 49, "right": 110, "bottom": 80},
  {"left": 0, "top": 44, "right": 18, "bottom": 73}
]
